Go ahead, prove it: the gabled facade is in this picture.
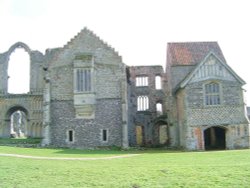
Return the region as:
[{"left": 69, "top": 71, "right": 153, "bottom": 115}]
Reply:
[
  {"left": 43, "top": 28, "right": 129, "bottom": 148},
  {"left": 0, "top": 29, "right": 249, "bottom": 150},
  {"left": 166, "top": 42, "right": 250, "bottom": 150}
]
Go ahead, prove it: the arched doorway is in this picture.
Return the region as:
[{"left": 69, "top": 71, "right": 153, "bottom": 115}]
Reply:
[
  {"left": 6, "top": 106, "right": 29, "bottom": 138},
  {"left": 153, "top": 118, "right": 169, "bottom": 146},
  {"left": 204, "top": 126, "right": 226, "bottom": 150}
]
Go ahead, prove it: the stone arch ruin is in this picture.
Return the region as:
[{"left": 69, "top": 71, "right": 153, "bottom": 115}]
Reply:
[{"left": 0, "top": 42, "right": 44, "bottom": 138}]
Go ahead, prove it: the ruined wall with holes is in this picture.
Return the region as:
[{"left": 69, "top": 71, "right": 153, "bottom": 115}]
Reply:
[
  {"left": 0, "top": 42, "right": 45, "bottom": 94},
  {"left": 0, "top": 30, "right": 249, "bottom": 150},
  {"left": 0, "top": 42, "right": 44, "bottom": 138},
  {"left": 0, "top": 95, "right": 43, "bottom": 137},
  {"left": 127, "top": 66, "right": 167, "bottom": 146}
]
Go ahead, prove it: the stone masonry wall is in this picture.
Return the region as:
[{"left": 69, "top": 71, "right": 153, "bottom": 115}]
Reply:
[
  {"left": 128, "top": 66, "right": 166, "bottom": 146},
  {"left": 186, "top": 80, "right": 248, "bottom": 126},
  {"left": 47, "top": 28, "right": 126, "bottom": 148},
  {"left": 50, "top": 99, "right": 122, "bottom": 148},
  {"left": 183, "top": 80, "right": 249, "bottom": 150}
]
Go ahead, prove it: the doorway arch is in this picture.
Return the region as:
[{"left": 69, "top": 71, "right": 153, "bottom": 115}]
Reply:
[
  {"left": 153, "top": 118, "right": 169, "bottom": 146},
  {"left": 204, "top": 126, "right": 226, "bottom": 150},
  {"left": 5, "top": 106, "right": 29, "bottom": 138}
]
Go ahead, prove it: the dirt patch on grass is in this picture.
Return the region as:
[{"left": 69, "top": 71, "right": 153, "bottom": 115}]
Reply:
[{"left": 0, "top": 153, "right": 141, "bottom": 160}]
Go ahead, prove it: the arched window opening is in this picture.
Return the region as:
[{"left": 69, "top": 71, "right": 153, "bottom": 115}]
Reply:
[
  {"left": 155, "top": 76, "right": 162, "bottom": 90},
  {"left": 8, "top": 48, "right": 30, "bottom": 94},
  {"left": 137, "top": 96, "right": 149, "bottom": 111},
  {"left": 156, "top": 103, "right": 163, "bottom": 116},
  {"left": 10, "top": 110, "right": 27, "bottom": 138}
]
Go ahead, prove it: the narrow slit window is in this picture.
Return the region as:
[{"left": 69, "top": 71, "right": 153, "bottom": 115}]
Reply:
[
  {"left": 102, "top": 129, "right": 108, "bottom": 142},
  {"left": 68, "top": 130, "right": 74, "bottom": 142}
]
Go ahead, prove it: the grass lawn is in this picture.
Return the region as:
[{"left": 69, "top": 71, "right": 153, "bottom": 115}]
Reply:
[{"left": 1, "top": 147, "right": 250, "bottom": 188}]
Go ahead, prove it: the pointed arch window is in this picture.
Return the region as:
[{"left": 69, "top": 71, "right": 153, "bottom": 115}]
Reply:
[
  {"left": 205, "top": 82, "right": 221, "bottom": 105},
  {"left": 8, "top": 48, "right": 30, "bottom": 94}
]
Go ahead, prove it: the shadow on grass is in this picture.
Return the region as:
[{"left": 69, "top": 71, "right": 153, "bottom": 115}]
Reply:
[{"left": 53, "top": 147, "right": 185, "bottom": 156}]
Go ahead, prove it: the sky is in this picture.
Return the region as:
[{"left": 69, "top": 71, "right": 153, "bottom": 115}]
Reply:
[{"left": 0, "top": 0, "right": 250, "bottom": 103}]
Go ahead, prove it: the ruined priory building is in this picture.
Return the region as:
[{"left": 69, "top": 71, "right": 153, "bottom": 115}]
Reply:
[{"left": 0, "top": 28, "right": 249, "bottom": 150}]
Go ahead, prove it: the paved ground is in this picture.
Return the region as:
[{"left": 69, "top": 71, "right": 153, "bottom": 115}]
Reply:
[{"left": 0, "top": 153, "right": 141, "bottom": 160}]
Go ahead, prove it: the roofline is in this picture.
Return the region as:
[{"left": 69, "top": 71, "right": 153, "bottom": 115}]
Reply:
[{"left": 179, "top": 51, "right": 246, "bottom": 88}]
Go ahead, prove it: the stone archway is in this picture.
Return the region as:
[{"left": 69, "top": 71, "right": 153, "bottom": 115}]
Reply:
[
  {"left": 5, "top": 106, "right": 29, "bottom": 138},
  {"left": 204, "top": 126, "right": 226, "bottom": 150},
  {"left": 153, "top": 119, "right": 169, "bottom": 146}
]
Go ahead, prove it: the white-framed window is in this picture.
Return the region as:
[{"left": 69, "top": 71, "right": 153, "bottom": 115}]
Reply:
[
  {"left": 76, "top": 69, "right": 92, "bottom": 92},
  {"left": 137, "top": 96, "right": 149, "bottom": 111},
  {"left": 155, "top": 75, "right": 162, "bottom": 90},
  {"left": 101, "top": 129, "right": 108, "bottom": 142},
  {"left": 136, "top": 76, "right": 148, "bottom": 87},
  {"left": 67, "top": 129, "right": 75, "bottom": 143},
  {"left": 205, "top": 82, "right": 221, "bottom": 105}
]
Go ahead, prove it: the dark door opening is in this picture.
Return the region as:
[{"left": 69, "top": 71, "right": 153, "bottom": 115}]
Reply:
[{"left": 204, "top": 127, "right": 226, "bottom": 150}]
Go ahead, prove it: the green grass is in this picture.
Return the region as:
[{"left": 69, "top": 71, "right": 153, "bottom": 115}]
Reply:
[{"left": 0, "top": 147, "right": 250, "bottom": 188}]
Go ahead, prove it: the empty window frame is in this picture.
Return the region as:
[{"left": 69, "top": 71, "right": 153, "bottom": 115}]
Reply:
[
  {"left": 76, "top": 69, "right": 91, "bottom": 92},
  {"left": 136, "top": 76, "right": 148, "bottom": 87},
  {"left": 102, "top": 129, "right": 108, "bottom": 142},
  {"left": 155, "top": 76, "right": 162, "bottom": 90},
  {"left": 137, "top": 96, "right": 149, "bottom": 111},
  {"left": 156, "top": 103, "right": 163, "bottom": 115},
  {"left": 205, "top": 82, "right": 220, "bottom": 105}
]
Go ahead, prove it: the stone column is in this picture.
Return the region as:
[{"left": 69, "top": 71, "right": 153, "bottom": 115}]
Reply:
[
  {"left": 42, "top": 73, "right": 51, "bottom": 145},
  {"left": 120, "top": 78, "right": 129, "bottom": 148}
]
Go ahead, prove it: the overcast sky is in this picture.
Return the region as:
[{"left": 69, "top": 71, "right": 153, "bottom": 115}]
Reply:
[{"left": 1, "top": 0, "right": 250, "bottom": 103}]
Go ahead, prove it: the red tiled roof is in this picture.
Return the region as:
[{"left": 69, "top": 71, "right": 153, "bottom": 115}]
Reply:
[{"left": 167, "top": 42, "right": 226, "bottom": 66}]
